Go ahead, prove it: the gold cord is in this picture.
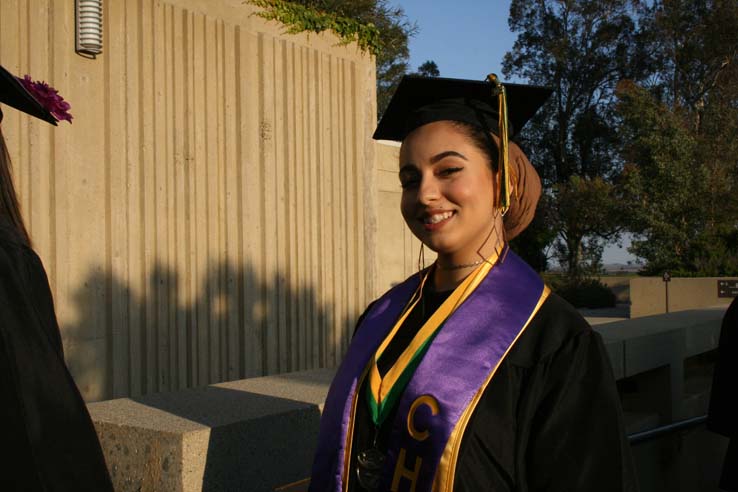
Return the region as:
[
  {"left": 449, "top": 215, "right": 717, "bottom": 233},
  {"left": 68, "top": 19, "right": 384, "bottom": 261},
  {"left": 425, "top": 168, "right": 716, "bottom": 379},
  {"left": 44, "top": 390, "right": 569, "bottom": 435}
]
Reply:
[{"left": 486, "top": 73, "right": 510, "bottom": 215}]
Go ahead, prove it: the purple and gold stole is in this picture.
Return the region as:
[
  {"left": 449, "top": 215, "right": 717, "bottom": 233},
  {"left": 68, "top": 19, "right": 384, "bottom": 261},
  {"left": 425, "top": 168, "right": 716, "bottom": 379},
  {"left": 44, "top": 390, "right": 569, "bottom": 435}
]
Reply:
[{"left": 309, "top": 250, "right": 549, "bottom": 492}]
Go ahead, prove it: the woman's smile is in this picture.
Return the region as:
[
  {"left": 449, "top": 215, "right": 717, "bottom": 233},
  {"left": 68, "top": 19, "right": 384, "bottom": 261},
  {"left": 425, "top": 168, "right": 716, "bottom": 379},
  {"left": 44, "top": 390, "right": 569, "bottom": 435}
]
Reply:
[{"left": 421, "top": 209, "right": 456, "bottom": 230}]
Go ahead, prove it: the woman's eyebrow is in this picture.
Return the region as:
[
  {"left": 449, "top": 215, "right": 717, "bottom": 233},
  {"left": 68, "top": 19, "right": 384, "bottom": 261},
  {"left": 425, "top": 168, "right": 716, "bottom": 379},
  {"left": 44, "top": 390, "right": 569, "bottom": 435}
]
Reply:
[
  {"left": 430, "top": 150, "right": 468, "bottom": 163},
  {"left": 399, "top": 151, "right": 468, "bottom": 172}
]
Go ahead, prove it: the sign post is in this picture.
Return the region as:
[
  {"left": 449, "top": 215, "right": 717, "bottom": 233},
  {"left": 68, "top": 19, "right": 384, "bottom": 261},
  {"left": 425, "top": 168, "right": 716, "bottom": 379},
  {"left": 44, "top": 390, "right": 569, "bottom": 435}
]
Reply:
[{"left": 662, "top": 272, "right": 671, "bottom": 313}]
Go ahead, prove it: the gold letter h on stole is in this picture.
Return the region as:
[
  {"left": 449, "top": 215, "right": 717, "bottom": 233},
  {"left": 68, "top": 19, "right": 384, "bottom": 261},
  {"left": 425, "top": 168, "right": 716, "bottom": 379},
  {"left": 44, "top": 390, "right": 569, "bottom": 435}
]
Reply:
[
  {"left": 391, "top": 395, "right": 440, "bottom": 492},
  {"left": 391, "top": 448, "right": 422, "bottom": 492}
]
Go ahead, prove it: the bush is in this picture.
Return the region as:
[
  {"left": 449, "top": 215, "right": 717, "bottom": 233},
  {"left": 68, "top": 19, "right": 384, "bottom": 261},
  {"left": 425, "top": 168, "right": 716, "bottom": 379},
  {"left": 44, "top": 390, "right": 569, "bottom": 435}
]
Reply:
[{"left": 552, "top": 277, "right": 616, "bottom": 309}]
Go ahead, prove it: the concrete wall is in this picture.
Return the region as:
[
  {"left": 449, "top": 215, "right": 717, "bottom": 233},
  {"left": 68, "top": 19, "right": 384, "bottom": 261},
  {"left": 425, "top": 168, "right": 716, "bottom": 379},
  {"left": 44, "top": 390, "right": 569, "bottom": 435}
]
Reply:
[
  {"left": 630, "top": 277, "right": 738, "bottom": 318},
  {"left": 1, "top": 0, "right": 377, "bottom": 401},
  {"left": 373, "top": 141, "right": 430, "bottom": 297}
]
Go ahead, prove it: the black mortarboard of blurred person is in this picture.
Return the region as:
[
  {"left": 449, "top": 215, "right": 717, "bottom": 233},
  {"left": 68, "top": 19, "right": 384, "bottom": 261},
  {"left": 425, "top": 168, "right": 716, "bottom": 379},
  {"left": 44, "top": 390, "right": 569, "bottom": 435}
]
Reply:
[
  {"left": 373, "top": 74, "right": 552, "bottom": 240},
  {"left": 0, "top": 64, "right": 71, "bottom": 245},
  {"left": 0, "top": 64, "right": 72, "bottom": 125}
]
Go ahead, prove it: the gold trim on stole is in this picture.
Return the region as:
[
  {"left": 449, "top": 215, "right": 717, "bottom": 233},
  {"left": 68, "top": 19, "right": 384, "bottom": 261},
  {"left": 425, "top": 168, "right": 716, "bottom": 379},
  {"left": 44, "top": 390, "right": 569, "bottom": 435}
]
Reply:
[
  {"left": 375, "top": 254, "right": 498, "bottom": 401},
  {"left": 342, "top": 364, "right": 372, "bottom": 491},
  {"left": 341, "top": 247, "right": 507, "bottom": 490},
  {"left": 432, "top": 285, "right": 551, "bottom": 492}
]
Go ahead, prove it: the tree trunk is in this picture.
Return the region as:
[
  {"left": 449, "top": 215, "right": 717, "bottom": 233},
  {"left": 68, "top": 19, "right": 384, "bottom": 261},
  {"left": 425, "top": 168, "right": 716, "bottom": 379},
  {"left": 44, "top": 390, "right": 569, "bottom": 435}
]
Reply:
[{"left": 566, "top": 234, "right": 583, "bottom": 279}]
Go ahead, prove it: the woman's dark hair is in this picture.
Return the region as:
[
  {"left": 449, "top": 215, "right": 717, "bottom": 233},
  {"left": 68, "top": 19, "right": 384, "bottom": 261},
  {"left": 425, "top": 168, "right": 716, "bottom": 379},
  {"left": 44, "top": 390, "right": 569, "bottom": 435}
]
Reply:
[
  {"left": 0, "top": 130, "right": 32, "bottom": 246},
  {"left": 450, "top": 121, "right": 499, "bottom": 172}
]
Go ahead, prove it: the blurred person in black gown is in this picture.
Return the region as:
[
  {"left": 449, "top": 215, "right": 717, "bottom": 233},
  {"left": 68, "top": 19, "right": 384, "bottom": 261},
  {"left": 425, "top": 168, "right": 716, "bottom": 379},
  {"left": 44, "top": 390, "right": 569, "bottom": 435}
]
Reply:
[
  {"left": 708, "top": 296, "right": 738, "bottom": 491},
  {"left": 0, "top": 64, "right": 113, "bottom": 491}
]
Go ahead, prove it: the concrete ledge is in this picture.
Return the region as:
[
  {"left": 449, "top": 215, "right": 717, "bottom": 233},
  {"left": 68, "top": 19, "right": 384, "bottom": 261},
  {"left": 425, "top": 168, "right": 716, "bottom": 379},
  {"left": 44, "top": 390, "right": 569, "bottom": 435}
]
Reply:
[
  {"left": 89, "top": 369, "right": 334, "bottom": 492},
  {"left": 595, "top": 307, "right": 723, "bottom": 375},
  {"left": 595, "top": 307, "right": 724, "bottom": 421}
]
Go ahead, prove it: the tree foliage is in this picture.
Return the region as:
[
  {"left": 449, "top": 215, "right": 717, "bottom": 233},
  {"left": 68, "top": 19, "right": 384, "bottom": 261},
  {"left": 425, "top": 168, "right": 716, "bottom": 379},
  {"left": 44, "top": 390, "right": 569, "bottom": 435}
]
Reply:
[
  {"left": 553, "top": 175, "right": 623, "bottom": 276},
  {"left": 618, "top": 0, "right": 738, "bottom": 275},
  {"left": 249, "top": 0, "right": 381, "bottom": 53},
  {"left": 414, "top": 60, "right": 440, "bottom": 78},
  {"left": 503, "top": 0, "right": 637, "bottom": 276}
]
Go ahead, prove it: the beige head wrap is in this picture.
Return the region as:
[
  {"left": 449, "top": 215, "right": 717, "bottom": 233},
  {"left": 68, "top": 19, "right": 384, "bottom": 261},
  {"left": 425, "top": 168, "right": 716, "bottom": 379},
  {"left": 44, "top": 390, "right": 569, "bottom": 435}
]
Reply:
[{"left": 502, "top": 141, "right": 541, "bottom": 240}]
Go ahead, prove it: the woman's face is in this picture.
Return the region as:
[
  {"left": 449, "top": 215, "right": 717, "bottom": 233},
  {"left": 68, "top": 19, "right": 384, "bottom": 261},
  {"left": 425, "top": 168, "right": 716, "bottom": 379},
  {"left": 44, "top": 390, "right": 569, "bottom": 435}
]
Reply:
[{"left": 399, "top": 120, "right": 497, "bottom": 259}]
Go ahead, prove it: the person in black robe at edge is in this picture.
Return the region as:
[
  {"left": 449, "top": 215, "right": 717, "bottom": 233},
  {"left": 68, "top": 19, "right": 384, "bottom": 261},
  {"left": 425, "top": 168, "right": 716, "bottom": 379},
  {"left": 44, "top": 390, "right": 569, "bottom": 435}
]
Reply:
[
  {"left": 708, "top": 296, "right": 738, "bottom": 491},
  {"left": 308, "top": 74, "right": 638, "bottom": 492},
  {"left": 0, "top": 65, "right": 113, "bottom": 491}
]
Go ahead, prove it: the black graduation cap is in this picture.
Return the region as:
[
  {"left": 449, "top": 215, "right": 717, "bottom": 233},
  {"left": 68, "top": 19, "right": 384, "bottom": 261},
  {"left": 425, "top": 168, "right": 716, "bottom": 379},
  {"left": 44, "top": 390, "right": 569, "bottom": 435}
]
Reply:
[
  {"left": 0, "top": 64, "right": 58, "bottom": 126},
  {"left": 373, "top": 74, "right": 552, "bottom": 141}
]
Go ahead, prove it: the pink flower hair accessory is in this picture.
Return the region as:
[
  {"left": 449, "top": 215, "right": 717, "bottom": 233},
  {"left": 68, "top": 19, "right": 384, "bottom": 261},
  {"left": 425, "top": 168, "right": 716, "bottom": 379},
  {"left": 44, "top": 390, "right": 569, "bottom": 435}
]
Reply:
[{"left": 18, "top": 75, "right": 73, "bottom": 123}]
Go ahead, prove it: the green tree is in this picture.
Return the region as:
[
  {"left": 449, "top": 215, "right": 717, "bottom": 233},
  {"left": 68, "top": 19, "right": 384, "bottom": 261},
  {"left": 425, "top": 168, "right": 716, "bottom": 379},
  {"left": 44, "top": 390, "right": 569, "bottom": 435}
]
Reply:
[
  {"left": 503, "top": 0, "right": 637, "bottom": 276},
  {"left": 414, "top": 60, "right": 440, "bottom": 78},
  {"left": 553, "top": 176, "right": 623, "bottom": 276},
  {"left": 618, "top": 0, "right": 738, "bottom": 275}
]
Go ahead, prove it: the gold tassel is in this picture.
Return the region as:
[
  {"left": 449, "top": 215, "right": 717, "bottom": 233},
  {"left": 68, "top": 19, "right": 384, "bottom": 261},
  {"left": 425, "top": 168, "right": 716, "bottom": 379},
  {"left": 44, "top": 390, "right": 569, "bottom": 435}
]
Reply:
[{"left": 486, "top": 73, "right": 510, "bottom": 214}]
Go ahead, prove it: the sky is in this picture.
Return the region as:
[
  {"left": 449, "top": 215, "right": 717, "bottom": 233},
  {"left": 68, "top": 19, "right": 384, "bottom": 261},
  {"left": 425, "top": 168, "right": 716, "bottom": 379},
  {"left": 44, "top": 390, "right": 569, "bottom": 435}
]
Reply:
[
  {"left": 395, "top": 0, "right": 518, "bottom": 81},
  {"left": 392, "top": 0, "right": 638, "bottom": 266}
]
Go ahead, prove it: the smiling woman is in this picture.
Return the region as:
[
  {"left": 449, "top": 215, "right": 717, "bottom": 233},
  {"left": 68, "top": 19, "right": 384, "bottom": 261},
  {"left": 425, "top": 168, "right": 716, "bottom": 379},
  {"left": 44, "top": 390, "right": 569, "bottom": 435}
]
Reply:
[{"left": 309, "top": 75, "right": 638, "bottom": 492}]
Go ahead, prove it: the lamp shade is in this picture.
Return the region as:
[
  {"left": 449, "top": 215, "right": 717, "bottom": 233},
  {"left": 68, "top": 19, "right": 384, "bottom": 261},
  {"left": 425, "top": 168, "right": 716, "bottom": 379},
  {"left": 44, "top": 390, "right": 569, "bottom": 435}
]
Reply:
[{"left": 76, "top": 0, "right": 103, "bottom": 56}]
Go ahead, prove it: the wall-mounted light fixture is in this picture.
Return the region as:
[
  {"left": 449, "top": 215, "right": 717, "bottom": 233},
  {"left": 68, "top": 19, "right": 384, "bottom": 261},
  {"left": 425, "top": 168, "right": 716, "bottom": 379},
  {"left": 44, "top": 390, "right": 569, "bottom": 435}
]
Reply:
[{"left": 75, "top": 0, "right": 103, "bottom": 58}]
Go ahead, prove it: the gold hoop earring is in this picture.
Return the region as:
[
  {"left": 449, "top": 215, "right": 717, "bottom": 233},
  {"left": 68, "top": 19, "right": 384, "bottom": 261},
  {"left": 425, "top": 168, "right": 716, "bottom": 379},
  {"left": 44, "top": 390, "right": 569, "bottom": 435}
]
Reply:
[
  {"left": 500, "top": 216, "right": 508, "bottom": 245},
  {"left": 496, "top": 208, "right": 511, "bottom": 263},
  {"left": 492, "top": 207, "right": 506, "bottom": 245}
]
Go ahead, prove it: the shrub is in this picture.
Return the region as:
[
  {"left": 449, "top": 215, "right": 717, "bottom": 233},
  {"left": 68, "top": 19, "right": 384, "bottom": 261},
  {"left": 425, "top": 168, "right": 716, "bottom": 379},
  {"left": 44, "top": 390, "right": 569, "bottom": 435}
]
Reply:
[{"left": 553, "top": 277, "right": 616, "bottom": 308}]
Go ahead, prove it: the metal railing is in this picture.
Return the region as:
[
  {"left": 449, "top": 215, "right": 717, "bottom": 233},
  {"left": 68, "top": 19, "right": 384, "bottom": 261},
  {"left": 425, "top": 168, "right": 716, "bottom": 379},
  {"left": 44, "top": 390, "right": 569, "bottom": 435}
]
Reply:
[{"left": 628, "top": 415, "right": 708, "bottom": 445}]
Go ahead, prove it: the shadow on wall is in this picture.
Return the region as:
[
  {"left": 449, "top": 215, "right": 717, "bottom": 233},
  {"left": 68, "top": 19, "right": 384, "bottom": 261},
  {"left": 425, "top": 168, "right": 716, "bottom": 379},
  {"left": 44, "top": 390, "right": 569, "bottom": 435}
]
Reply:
[{"left": 62, "top": 260, "right": 359, "bottom": 402}]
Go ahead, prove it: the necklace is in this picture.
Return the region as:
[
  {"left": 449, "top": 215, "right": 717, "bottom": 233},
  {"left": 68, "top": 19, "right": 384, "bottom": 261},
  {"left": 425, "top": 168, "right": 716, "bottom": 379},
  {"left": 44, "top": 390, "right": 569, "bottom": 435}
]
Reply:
[{"left": 436, "top": 258, "right": 485, "bottom": 270}]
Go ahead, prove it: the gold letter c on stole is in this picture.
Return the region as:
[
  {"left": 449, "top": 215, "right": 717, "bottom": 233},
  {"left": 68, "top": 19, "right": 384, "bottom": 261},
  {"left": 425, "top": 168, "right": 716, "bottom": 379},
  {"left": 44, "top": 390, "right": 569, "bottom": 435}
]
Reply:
[
  {"left": 391, "top": 395, "right": 440, "bottom": 492},
  {"left": 407, "top": 395, "right": 440, "bottom": 441}
]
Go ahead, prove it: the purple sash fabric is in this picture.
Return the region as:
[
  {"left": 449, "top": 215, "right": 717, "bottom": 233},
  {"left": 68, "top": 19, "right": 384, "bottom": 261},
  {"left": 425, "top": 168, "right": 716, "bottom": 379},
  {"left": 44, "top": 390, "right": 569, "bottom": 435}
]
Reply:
[
  {"left": 309, "top": 251, "right": 544, "bottom": 491},
  {"left": 309, "top": 274, "right": 422, "bottom": 492}
]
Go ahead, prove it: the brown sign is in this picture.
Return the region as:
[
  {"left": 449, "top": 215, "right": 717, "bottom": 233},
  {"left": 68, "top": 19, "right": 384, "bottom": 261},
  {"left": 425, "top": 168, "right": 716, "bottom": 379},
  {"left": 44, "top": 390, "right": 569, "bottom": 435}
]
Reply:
[{"left": 718, "top": 280, "right": 738, "bottom": 298}]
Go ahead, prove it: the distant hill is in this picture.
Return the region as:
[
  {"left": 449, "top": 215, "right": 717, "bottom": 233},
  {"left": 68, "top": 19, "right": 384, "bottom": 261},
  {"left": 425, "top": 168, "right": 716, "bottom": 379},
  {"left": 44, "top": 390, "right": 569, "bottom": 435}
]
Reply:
[
  {"left": 545, "top": 263, "right": 643, "bottom": 274},
  {"left": 602, "top": 263, "right": 642, "bottom": 274}
]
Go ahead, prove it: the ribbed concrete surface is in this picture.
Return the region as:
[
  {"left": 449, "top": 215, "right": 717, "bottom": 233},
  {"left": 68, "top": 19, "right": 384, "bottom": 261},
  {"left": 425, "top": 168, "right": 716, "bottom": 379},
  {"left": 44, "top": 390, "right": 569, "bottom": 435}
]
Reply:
[{"left": 1, "top": 0, "right": 376, "bottom": 401}]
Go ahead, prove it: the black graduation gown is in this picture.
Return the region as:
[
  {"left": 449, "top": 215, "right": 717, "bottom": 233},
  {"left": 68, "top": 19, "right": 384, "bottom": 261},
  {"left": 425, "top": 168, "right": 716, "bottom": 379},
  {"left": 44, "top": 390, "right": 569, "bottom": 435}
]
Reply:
[
  {"left": 349, "top": 291, "right": 638, "bottom": 492},
  {"left": 0, "top": 221, "right": 113, "bottom": 491},
  {"left": 708, "top": 297, "right": 738, "bottom": 491}
]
